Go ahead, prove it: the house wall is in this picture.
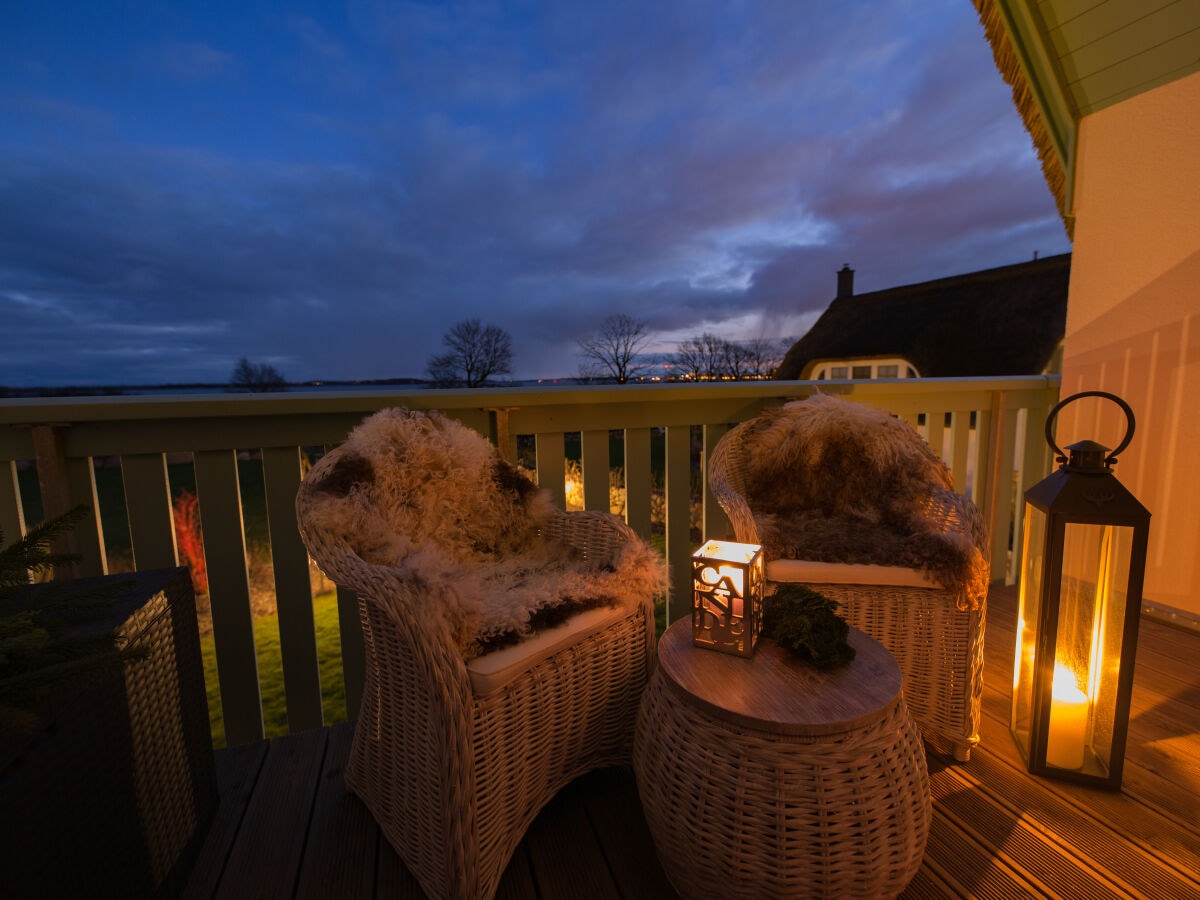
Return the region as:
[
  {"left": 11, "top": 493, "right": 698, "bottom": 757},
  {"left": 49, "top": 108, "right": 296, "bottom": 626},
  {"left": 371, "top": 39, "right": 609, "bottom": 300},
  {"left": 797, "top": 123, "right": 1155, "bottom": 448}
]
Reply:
[
  {"left": 807, "top": 357, "right": 919, "bottom": 380},
  {"left": 1060, "top": 70, "right": 1200, "bottom": 621}
]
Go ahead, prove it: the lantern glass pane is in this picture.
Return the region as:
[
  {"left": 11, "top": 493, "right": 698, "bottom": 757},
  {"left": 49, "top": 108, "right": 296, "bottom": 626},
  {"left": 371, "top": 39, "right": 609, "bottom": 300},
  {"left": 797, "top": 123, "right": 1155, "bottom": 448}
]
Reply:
[
  {"left": 1050, "top": 522, "right": 1134, "bottom": 776},
  {"left": 1012, "top": 503, "right": 1046, "bottom": 752}
]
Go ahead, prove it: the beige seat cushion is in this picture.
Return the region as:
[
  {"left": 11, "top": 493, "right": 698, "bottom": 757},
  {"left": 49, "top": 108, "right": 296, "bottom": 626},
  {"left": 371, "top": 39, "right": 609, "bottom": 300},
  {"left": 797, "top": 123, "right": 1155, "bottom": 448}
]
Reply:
[
  {"left": 767, "top": 559, "right": 940, "bottom": 589},
  {"left": 466, "top": 604, "right": 629, "bottom": 696}
]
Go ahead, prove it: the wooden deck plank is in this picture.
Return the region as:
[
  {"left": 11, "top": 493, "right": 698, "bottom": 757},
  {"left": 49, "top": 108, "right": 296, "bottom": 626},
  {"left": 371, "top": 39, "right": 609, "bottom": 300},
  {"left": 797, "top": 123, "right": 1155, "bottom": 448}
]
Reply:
[
  {"left": 213, "top": 728, "right": 329, "bottom": 900},
  {"left": 937, "top": 761, "right": 1162, "bottom": 898},
  {"left": 522, "top": 778, "right": 623, "bottom": 900},
  {"left": 181, "top": 738, "right": 269, "bottom": 900},
  {"left": 495, "top": 846, "right": 539, "bottom": 900},
  {"left": 293, "top": 722, "right": 378, "bottom": 900},
  {"left": 961, "top": 746, "right": 1200, "bottom": 898},
  {"left": 976, "top": 695, "right": 1200, "bottom": 874},
  {"left": 372, "top": 840, "right": 426, "bottom": 900},
  {"left": 981, "top": 589, "right": 1200, "bottom": 830},
  {"left": 580, "top": 767, "right": 679, "bottom": 899},
  {"left": 979, "top": 655, "right": 1200, "bottom": 828},
  {"left": 181, "top": 583, "right": 1200, "bottom": 900},
  {"left": 917, "top": 809, "right": 1044, "bottom": 899}
]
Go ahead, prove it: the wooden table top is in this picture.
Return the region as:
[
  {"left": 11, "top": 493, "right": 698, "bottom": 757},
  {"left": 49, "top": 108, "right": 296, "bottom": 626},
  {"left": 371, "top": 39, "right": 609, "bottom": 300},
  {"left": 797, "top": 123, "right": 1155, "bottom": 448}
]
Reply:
[{"left": 656, "top": 617, "right": 902, "bottom": 736}]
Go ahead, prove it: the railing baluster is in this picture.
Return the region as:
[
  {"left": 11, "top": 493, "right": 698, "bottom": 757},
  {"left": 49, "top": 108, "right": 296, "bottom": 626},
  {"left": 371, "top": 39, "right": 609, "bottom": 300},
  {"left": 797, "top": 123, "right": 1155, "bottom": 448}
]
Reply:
[
  {"left": 535, "top": 432, "right": 567, "bottom": 509},
  {"left": 1, "top": 458, "right": 26, "bottom": 547},
  {"left": 120, "top": 452, "right": 179, "bottom": 571},
  {"left": 262, "top": 446, "right": 324, "bottom": 733},
  {"left": 702, "top": 423, "right": 732, "bottom": 541},
  {"left": 64, "top": 456, "right": 107, "bottom": 577},
  {"left": 950, "top": 411, "right": 973, "bottom": 497},
  {"left": 194, "top": 448, "right": 264, "bottom": 746},
  {"left": 926, "top": 410, "right": 947, "bottom": 466},
  {"left": 664, "top": 424, "right": 692, "bottom": 623},
  {"left": 581, "top": 429, "right": 609, "bottom": 512},
  {"left": 623, "top": 427, "right": 652, "bottom": 541}
]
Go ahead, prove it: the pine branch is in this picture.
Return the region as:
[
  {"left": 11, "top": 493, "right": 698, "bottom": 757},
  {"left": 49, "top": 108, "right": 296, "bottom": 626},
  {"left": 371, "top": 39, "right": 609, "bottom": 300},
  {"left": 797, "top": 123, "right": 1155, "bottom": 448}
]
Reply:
[
  {"left": 0, "top": 505, "right": 89, "bottom": 590},
  {"left": 0, "top": 506, "right": 141, "bottom": 738}
]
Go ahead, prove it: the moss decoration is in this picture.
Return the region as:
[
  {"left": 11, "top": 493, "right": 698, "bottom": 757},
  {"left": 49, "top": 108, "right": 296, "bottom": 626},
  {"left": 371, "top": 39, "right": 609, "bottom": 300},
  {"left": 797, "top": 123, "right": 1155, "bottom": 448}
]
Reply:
[{"left": 762, "top": 583, "right": 856, "bottom": 669}]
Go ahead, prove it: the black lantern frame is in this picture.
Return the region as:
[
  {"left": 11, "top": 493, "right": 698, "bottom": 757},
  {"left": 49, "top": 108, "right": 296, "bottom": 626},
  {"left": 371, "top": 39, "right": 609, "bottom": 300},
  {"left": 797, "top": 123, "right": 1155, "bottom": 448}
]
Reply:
[
  {"left": 1011, "top": 391, "right": 1151, "bottom": 789},
  {"left": 691, "top": 539, "right": 764, "bottom": 657}
]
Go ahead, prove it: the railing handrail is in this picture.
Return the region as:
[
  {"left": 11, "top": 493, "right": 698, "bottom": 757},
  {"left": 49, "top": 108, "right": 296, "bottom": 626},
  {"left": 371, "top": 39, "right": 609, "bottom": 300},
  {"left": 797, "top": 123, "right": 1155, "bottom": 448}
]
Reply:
[
  {"left": 1, "top": 375, "right": 1061, "bottom": 747},
  {"left": 0, "top": 374, "right": 1056, "bottom": 424}
]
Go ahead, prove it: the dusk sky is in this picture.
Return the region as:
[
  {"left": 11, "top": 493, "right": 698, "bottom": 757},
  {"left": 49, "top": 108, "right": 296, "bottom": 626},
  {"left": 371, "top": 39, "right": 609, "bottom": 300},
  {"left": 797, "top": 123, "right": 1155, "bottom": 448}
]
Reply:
[{"left": 1, "top": 0, "right": 1072, "bottom": 388}]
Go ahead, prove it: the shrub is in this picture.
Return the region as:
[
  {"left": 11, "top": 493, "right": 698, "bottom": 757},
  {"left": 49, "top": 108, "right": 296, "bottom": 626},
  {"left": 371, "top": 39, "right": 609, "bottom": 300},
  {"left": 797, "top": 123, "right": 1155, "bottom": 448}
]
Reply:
[{"left": 172, "top": 490, "right": 207, "bottom": 595}]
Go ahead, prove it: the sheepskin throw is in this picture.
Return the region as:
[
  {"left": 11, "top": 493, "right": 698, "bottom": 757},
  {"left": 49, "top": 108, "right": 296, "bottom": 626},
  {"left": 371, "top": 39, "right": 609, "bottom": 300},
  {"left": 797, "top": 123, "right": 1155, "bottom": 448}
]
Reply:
[
  {"left": 738, "top": 395, "right": 988, "bottom": 609},
  {"left": 301, "top": 408, "right": 664, "bottom": 658}
]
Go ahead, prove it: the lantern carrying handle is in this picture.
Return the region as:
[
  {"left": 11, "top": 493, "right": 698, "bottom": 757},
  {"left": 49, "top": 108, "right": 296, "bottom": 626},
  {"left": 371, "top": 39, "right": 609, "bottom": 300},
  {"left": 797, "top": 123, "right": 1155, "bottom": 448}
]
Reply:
[{"left": 1045, "top": 390, "right": 1135, "bottom": 466}]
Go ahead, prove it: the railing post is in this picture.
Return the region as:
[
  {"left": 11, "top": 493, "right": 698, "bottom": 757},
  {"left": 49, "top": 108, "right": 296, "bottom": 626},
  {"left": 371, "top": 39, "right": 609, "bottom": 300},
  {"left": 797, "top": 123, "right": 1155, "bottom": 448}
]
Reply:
[
  {"left": 31, "top": 425, "right": 75, "bottom": 570},
  {"left": 486, "top": 408, "right": 518, "bottom": 462}
]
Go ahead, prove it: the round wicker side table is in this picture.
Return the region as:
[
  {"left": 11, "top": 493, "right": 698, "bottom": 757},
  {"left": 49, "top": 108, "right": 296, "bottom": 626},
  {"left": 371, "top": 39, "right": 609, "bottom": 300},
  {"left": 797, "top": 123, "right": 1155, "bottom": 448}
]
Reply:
[{"left": 633, "top": 619, "right": 930, "bottom": 899}]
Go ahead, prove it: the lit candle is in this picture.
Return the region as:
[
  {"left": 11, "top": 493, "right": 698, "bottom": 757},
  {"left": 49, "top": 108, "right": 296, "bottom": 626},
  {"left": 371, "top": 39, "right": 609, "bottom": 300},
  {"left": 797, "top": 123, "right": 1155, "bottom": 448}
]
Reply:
[{"left": 1046, "top": 663, "right": 1088, "bottom": 770}]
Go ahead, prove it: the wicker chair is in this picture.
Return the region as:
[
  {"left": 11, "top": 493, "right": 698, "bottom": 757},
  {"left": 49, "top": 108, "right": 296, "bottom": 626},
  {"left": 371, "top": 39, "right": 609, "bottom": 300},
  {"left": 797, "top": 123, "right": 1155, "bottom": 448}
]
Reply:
[
  {"left": 708, "top": 397, "right": 987, "bottom": 761},
  {"left": 295, "top": 412, "right": 659, "bottom": 900}
]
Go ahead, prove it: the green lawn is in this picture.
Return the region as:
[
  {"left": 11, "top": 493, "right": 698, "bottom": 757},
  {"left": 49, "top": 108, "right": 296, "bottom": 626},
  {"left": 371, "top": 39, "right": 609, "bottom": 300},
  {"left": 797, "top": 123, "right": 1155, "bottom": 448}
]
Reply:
[{"left": 202, "top": 590, "right": 348, "bottom": 748}]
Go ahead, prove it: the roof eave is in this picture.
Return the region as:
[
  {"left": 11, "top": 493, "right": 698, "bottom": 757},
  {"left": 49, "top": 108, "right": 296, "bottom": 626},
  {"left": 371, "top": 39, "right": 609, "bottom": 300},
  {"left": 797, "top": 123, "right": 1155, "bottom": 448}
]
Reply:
[{"left": 974, "top": 0, "right": 1077, "bottom": 239}]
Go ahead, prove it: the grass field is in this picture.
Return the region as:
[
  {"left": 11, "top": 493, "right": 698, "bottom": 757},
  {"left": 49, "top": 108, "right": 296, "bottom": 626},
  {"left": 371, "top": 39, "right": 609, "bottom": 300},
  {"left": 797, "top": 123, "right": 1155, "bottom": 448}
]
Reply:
[{"left": 202, "top": 590, "right": 348, "bottom": 749}]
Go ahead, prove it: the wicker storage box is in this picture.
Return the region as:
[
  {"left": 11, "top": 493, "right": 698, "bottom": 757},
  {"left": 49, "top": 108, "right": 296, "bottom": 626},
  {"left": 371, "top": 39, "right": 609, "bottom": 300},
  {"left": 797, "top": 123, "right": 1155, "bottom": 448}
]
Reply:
[{"left": 1, "top": 568, "right": 216, "bottom": 899}]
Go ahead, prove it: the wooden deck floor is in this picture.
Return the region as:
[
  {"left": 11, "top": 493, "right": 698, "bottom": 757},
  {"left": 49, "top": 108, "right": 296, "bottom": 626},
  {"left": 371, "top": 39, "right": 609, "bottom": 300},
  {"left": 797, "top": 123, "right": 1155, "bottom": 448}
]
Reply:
[{"left": 181, "top": 585, "right": 1200, "bottom": 899}]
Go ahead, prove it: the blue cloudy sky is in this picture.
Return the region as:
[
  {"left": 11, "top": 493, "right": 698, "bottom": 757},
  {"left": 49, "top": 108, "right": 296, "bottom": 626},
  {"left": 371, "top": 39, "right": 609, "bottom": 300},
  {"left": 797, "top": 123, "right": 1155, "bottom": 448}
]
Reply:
[{"left": 1, "top": 0, "right": 1072, "bottom": 387}]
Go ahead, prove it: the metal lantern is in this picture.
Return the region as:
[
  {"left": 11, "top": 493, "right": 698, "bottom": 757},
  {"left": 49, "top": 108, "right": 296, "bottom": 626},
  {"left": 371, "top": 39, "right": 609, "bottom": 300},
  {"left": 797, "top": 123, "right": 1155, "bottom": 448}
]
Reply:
[
  {"left": 692, "top": 540, "right": 764, "bottom": 657},
  {"left": 1011, "top": 391, "right": 1151, "bottom": 789}
]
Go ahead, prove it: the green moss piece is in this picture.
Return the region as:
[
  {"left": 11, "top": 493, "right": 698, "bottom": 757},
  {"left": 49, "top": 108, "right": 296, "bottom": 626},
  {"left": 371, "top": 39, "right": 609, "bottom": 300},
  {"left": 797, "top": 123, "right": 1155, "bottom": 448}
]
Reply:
[{"left": 762, "top": 583, "right": 856, "bottom": 669}]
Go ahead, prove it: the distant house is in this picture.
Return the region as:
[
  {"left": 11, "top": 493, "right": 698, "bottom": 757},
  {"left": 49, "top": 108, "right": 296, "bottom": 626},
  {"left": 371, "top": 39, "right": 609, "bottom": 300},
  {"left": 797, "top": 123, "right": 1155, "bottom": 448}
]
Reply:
[{"left": 775, "top": 253, "right": 1070, "bottom": 381}]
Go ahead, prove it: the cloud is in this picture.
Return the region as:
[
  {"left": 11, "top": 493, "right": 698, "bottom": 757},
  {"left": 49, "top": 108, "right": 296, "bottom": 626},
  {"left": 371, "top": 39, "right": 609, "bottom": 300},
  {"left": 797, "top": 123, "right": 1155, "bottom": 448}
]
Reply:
[{"left": 0, "top": 0, "right": 1070, "bottom": 388}]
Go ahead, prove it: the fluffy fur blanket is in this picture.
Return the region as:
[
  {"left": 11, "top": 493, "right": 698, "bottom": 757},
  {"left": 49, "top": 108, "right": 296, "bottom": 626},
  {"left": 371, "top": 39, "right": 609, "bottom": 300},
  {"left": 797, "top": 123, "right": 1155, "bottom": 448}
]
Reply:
[
  {"left": 302, "top": 408, "right": 664, "bottom": 658},
  {"left": 737, "top": 395, "right": 988, "bottom": 609}
]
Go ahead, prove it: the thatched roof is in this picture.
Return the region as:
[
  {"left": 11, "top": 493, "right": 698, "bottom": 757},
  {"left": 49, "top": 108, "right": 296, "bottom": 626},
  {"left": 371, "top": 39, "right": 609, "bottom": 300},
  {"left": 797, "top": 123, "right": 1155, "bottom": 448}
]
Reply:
[
  {"left": 973, "top": 0, "right": 1072, "bottom": 237},
  {"left": 776, "top": 253, "right": 1070, "bottom": 380}
]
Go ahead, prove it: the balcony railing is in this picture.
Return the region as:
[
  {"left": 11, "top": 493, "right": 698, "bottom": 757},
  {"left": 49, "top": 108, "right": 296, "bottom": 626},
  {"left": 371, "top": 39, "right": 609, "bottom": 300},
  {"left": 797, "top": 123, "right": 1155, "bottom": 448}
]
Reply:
[{"left": 0, "top": 376, "right": 1059, "bottom": 746}]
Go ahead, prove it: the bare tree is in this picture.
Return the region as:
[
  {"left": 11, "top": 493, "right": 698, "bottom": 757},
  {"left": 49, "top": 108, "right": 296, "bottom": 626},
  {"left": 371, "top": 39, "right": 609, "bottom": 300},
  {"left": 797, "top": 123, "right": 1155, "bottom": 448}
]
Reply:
[
  {"left": 426, "top": 318, "right": 514, "bottom": 388},
  {"left": 722, "top": 340, "right": 755, "bottom": 379},
  {"left": 578, "top": 314, "right": 651, "bottom": 384},
  {"left": 671, "top": 333, "right": 727, "bottom": 380},
  {"left": 229, "top": 357, "right": 286, "bottom": 392},
  {"left": 736, "top": 338, "right": 786, "bottom": 379}
]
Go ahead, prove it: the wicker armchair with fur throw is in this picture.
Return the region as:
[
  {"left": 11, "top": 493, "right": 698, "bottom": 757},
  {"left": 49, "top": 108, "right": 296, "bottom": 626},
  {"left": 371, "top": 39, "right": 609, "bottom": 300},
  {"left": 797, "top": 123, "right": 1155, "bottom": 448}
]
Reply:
[
  {"left": 708, "top": 394, "right": 988, "bottom": 761},
  {"left": 295, "top": 408, "right": 664, "bottom": 900}
]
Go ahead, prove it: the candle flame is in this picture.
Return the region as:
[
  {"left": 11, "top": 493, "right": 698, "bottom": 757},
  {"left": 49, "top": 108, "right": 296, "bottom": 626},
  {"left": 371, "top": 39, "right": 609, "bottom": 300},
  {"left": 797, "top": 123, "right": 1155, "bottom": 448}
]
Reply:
[{"left": 1052, "top": 662, "right": 1087, "bottom": 702}]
